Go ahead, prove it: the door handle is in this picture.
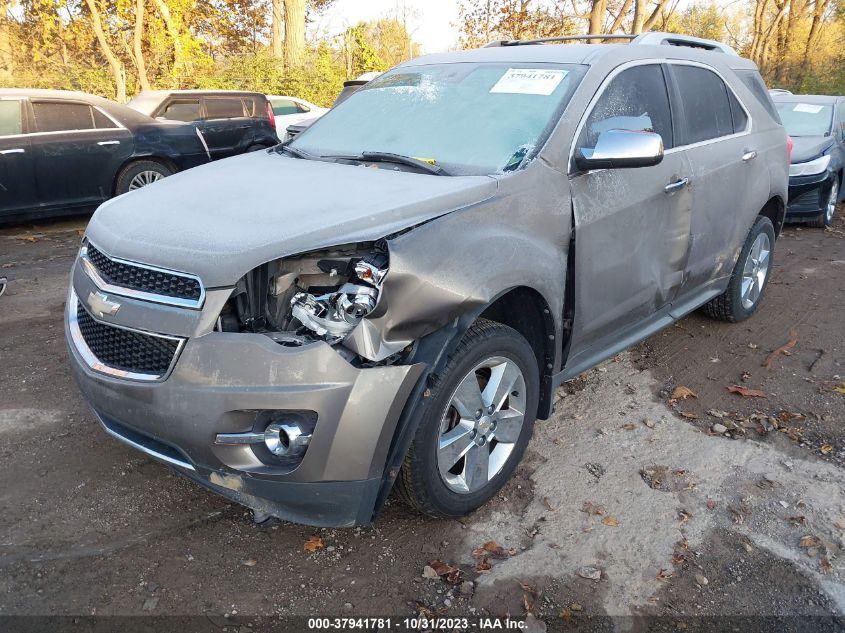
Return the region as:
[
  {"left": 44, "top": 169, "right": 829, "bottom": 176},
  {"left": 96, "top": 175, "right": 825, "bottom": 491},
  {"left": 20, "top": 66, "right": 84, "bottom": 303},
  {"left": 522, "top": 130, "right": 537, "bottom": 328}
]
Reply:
[
  {"left": 742, "top": 150, "right": 758, "bottom": 162},
  {"left": 97, "top": 140, "right": 121, "bottom": 146},
  {"left": 0, "top": 148, "right": 25, "bottom": 155},
  {"left": 664, "top": 177, "right": 689, "bottom": 193}
]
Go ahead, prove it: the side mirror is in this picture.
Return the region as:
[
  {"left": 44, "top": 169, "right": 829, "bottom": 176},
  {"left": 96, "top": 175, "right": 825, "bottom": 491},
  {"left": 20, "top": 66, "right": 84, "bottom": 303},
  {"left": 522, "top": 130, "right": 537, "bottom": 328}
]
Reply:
[{"left": 576, "top": 129, "right": 664, "bottom": 171}]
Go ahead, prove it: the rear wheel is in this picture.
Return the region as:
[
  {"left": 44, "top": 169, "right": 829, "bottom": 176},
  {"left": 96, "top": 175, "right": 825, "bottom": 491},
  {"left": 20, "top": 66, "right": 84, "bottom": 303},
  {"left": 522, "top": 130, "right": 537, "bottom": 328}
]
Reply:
[
  {"left": 115, "top": 160, "right": 173, "bottom": 195},
  {"left": 702, "top": 215, "right": 775, "bottom": 322},
  {"left": 807, "top": 177, "right": 838, "bottom": 228},
  {"left": 395, "top": 319, "right": 539, "bottom": 518}
]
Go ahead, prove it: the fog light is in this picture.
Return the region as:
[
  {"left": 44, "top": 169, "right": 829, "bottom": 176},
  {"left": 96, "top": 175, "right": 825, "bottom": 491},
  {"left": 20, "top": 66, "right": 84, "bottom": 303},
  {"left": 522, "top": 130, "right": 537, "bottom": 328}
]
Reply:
[{"left": 264, "top": 421, "right": 310, "bottom": 457}]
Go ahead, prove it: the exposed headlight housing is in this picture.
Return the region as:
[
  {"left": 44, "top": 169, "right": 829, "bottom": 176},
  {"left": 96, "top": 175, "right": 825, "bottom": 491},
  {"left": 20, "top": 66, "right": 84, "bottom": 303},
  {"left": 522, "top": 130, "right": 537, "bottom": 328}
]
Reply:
[{"left": 789, "top": 153, "right": 831, "bottom": 177}]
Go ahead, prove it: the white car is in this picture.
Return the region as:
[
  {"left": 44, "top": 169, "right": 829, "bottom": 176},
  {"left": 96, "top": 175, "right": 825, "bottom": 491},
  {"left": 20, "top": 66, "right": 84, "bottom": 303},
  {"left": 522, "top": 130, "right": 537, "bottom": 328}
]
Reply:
[{"left": 266, "top": 96, "right": 327, "bottom": 131}]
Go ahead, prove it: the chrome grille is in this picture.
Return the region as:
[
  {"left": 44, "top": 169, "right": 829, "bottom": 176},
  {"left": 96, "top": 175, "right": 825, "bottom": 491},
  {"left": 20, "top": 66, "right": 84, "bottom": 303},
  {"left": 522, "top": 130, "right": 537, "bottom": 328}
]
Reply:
[
  {"left": 83, "top": 243, "right": 204, "bottom": 308},
  {"left": 69, "top": 292, "right": 184, "bottom": 381}
]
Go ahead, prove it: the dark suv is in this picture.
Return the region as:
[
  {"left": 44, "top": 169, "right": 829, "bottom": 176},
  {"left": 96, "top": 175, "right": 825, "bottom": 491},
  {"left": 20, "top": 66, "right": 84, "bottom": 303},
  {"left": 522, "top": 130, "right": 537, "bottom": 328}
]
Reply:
[{"left": 127, "top": 90, "right": 279, "bottom": 159}]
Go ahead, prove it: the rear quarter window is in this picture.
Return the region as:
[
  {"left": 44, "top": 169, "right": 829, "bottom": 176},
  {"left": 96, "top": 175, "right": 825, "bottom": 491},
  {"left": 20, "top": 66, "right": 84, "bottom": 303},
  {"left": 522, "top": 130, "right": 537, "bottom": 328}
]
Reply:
[
  {"left": 672, "top": 65, "right": 734, "bottom": 144},
  {"left": 204, "top": 97, "right": 245, "bottom": 119},
  {"left": 32, "top": 102, "right": 95, "bottom": 133},
  {"left": 735, "top": 70, "right": 781, "bottom": 123}
]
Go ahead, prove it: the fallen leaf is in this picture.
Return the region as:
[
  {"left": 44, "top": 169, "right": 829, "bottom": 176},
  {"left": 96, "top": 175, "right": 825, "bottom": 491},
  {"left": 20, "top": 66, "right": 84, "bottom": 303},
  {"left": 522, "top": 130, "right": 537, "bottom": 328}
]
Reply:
[
  {"left": 706, "top": 498, "right": 717, "bottom": 510},
  {"left": 410, "top": 601, "right": 447, "bottom": 618},
  {"left": 785, "top": 515, "right": 806, "bottom": 526},
  {"left": 303, "top": 535, "right": 324, "bottom": 552},
  {"left": 241, "top": 559, "right": 257, "bottom": 567},
  {"left": 678, "top": 509, "right": 692, "bottom": 525},
  {"left": 622, "top": 423, "right": 636, "bottom": 430},
  {"left": 475, "top": 557, "right": 492, "bottom": 573},
  {"left": 727, "top": 385, "right": 767, "bottom": 398},
  {"left": 559, "top": 607, "right": 571, "bottom": 623},
  {"left": 429, "top": 560, "right": 464, "bottom": 585},
  {"left": 518, "top": 579, "right": 537, "bottom": 594},
  {"left": 543, "top": 497, "right": 555, "bottom": 511},
  {"left": 820, "top": 557, "right": 833, "bottom": 574},
  {"left": 799, "top": 535, "right": 821, "bottom": 549},
  {"left": 655, "top": 568, "right": 674, "bottom": 582},
  {"left": 471, "top": 541, "right": 509, "bottom": 559},
  {"left": 820, "top": 444, "right": 833, "bottom": 455},
  {"left": 680, "top": 411, "right": 700, "bottom": 419},
  {"left": 671, "top": 386, "right": 697, "bottom": 400},
  {"left": 763, "top": 329, "right": 798, "bottom": 369},
  {"left": 601, "top": 515, "right": 619, "bottom": 527},
  {"left": 581, "top": 501, "right": 606, "bottom": 516},
  {"left": 833, "top": 383, "right": 845, "bottom": 395}
]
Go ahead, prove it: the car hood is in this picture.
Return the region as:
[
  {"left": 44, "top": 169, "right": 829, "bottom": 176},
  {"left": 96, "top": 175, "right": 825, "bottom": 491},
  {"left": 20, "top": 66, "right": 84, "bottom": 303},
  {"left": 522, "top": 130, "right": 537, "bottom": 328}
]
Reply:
[
  {"left": 85, "top": 151, "right": 498, "bottom": 287},
  {"left": 790, "top": 136, "right": 834, "bottom": 164}
]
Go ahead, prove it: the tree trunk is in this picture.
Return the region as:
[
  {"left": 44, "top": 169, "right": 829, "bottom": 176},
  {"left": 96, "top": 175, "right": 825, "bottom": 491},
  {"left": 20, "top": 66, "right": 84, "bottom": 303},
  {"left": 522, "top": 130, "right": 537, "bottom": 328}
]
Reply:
[
  {"left": 588, "top": 0, "right": 607, "bottom": 42},
  {"left": 85, "top": 0, "right": 126, "bottom": 102},
  {"left": 133, "top": 0, "right": 150, "bottom": 91},
  {"left": 152, "top": 0, "right": 186, "bottom": 81},
  {"left": 271, "top": 0, "right": 283, "bottom": 59},
  {"left": 0, "top": 2, "right": 14, "bottom": 80},
  {"left": 801, "top": 0, "right": 829, "bottom": 75},
  {"left": 632, "top": 0, "right": 646, "bottom": 33},
  {"left": 284, "top": 0, "right": 306, "bottom": 66},
  {"left": 643, "top": 0, "right": 675, "bottom": 31},
  {"left": 609, "top": 0, "right": 633, "bottom": 33}
]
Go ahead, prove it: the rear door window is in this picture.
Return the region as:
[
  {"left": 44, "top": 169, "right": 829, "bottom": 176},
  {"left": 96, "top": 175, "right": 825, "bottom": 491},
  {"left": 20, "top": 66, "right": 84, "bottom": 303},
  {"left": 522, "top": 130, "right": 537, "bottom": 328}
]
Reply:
[
  {"left": 204, "top": 97, "right": 245, "bottom": 119},
  {"left": 32, "top": 102, "right": 95, "bottom": 133},
  {"left": 0, "top": 100, "right": 22, "bottom": 136},
  {"left": 579, "top": 63, "right": 674, "bottom": 150},
  {"left": 161, "top": 99, "right": 201, "bottom": 122},
  {"left": 271, "top": 99, "right": 300, "bottom": 116},
  {"left": 728, "top": 91, "right": 748, "bottom": 133},
  {"left": 672, "top": 65, "right": 734, "bottom": 145}
]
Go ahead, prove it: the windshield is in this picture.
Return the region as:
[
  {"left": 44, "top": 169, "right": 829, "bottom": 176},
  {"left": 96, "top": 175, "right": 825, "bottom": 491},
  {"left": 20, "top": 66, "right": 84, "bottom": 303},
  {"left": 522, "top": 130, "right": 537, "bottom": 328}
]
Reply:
[
  {"left": 290, "top": 62, "right": 584, "bottom": 175},
  {"left": 776, "top": 101, "right": 834, "bottom": 137}
]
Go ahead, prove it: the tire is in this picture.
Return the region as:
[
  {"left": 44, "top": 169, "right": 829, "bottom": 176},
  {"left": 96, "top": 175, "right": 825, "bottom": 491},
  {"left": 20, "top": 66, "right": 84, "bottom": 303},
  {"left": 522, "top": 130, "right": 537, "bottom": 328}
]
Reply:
[
  {"left": 806, "top": 177, "right": 838, "bottom": 228},
  {"left": 115, "top": 160, "right": 173, "bottom": 195},
  {"left": 394, "top": 319, "right": 539, "bottom": 518},
  {"left": 701, "top": 215, "right": 775, "bottom": 322}
]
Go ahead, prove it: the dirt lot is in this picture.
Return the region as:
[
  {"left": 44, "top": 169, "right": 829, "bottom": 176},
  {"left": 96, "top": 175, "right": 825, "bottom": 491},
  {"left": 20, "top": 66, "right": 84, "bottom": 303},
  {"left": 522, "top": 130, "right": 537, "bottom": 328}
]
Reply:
[{"left": 0, "top": 212, "right": 843, "bottom": 632}]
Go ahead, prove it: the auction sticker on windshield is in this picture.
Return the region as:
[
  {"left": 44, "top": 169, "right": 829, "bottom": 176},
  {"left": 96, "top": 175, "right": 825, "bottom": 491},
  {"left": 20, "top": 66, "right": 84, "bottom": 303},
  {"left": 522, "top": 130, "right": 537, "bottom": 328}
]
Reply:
[
  {"left": 793, "top": 103, "right": 825, "bottom": 114},
  {"left": 490, "top": 68, "right": 568, "bottom": 95}
]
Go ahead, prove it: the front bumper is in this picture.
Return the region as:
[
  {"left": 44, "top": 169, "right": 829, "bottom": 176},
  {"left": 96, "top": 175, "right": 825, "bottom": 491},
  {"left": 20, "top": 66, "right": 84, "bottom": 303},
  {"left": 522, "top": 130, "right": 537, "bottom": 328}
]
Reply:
[
  {"left": 66, "top": 258, "right": 423, "bottom": 527},
  {"left": 786, "top": 170, "right": 835, "bottom": 219}
]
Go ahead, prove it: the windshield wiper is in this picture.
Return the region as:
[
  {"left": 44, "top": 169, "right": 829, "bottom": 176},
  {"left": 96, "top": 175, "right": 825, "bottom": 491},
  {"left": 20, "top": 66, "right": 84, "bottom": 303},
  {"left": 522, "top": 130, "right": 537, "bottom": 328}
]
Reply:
[
  {"left": 324, "top": 151, "right": 449, "bottom": 176},
  {"left": 276, "top": 144, "right": 320, "bottom": 160}
]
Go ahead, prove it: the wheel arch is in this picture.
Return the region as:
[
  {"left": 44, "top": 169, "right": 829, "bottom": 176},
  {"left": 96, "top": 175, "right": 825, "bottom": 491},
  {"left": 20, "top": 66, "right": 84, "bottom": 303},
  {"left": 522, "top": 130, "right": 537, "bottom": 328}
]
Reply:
[{"left": 758, "top": 195, "right": 786, "bottom": 237}]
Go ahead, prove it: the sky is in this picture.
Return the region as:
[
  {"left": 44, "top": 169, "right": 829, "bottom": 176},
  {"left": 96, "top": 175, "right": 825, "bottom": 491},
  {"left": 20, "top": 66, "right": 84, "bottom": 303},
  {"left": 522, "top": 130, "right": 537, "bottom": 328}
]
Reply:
[{"left": 314, "top": 0, "right": 462, "bottom": 53}]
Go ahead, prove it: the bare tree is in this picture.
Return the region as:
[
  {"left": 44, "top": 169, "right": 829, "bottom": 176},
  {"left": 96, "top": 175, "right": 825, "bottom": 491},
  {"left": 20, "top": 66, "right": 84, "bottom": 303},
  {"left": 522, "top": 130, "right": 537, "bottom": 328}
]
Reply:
[
  {"left": 85, "top": 0, "right": 125, "bottom": 101},
  {"left": 284, "top": 0, "right": 306, "bottom": 66},
  {"left": 271, "top": 0, "right": 283, "bottom": 59},
  {"left": 134, "top": 0, "right": 151, "bottom": 91}
]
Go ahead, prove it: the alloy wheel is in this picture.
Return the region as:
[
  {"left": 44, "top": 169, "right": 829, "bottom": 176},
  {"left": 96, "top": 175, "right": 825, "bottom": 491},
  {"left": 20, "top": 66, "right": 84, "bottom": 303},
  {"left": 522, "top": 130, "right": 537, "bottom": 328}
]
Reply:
[
  {"left": 826, "top": 180, "right": 838, "bottom": 224},
  {"left": 128, "top": 170, "right": 165, "bottom": 190},
  {"left": 740, "top": 232, "right": 771, "bottom": 310},
  {"left": 436, "top": 356, "right": 527, "bottom": 494}
]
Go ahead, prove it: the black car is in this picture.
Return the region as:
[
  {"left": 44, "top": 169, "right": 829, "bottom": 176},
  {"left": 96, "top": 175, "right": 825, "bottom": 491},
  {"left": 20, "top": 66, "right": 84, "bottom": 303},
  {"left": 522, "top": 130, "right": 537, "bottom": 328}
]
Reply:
[
  {"left": 0, "top": 89, "right": 211, "bottom": 223},
  {"left": 773, "top": 94, "right": 845, "bottom": 227},
  {"left": 127, "top": 90, "right": 279, "bottom": 159}
]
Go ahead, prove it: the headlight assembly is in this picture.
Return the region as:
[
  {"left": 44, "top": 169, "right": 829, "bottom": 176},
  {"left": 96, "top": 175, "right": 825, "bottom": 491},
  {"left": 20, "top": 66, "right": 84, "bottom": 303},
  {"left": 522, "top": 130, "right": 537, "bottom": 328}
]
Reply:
[{"left": 789, "top": 154, "right": 830, "bottom": 177}]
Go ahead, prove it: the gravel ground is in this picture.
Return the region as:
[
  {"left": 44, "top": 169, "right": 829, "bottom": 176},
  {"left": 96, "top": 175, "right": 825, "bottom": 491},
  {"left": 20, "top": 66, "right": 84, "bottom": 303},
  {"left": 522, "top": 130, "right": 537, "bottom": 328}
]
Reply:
[{"left": 0, "top": 211, "right": 843, "bottom": 632}]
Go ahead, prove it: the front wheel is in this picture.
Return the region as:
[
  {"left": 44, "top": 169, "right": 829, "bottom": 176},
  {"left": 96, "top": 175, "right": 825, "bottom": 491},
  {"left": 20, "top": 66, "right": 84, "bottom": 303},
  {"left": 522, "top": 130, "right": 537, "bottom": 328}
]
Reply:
[
  {"left": 702, "top": 215, "right": 775, "bottom": 322},
  {"left": 807, "top": 177, "right": 838, "bottom": 228},
  {"left": 394, "top": 319, "right": 539, "bottom": 518}
]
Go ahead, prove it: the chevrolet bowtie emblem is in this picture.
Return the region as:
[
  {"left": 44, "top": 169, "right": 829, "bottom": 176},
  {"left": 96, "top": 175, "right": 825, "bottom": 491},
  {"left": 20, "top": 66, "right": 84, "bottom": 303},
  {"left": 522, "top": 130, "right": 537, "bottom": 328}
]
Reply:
[{"left": 87, "top": 291, "right": 121, "bottom": 318}]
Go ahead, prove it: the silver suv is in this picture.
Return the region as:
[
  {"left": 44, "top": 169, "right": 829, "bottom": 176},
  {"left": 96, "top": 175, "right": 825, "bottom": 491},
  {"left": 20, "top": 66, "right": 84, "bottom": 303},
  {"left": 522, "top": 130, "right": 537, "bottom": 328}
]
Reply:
[{"left": 66, "top": 33, "right": 788, "bottom": 527}]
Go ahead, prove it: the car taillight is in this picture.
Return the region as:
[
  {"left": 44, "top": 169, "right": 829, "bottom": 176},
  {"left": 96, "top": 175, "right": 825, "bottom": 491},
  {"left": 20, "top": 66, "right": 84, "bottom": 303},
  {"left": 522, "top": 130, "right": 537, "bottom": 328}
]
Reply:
[
  {"left": 787, "top": 135, "right": 793, "bottom": 163},
  {"left": 266, "top": 101, "right": 276, "bottom": 129}
]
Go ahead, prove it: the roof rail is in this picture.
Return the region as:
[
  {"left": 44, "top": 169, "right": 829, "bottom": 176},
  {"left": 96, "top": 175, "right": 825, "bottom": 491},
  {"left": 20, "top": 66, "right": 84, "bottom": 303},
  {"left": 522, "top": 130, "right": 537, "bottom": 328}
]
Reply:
[
  {"left": 630, "top": 32, "right": 739, "bottom": 55},
  {"left": 483, "top": 34, "right": 635, "bottom": 47},
  {"left": 482, "top": 31, "right": 738, "bottom": 56}
]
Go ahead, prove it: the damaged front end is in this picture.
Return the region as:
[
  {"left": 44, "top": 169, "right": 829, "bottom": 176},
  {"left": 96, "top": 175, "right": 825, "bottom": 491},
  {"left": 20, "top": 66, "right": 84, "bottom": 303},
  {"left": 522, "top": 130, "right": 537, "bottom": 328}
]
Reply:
[{"left": 216, "top": 241, "right": 406, "bottom": 366}]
